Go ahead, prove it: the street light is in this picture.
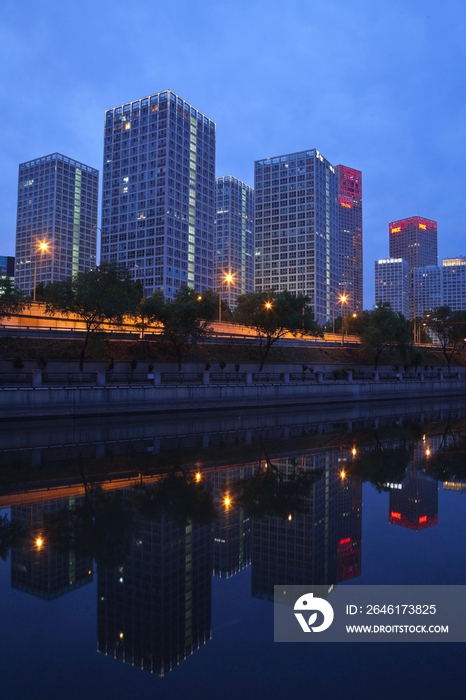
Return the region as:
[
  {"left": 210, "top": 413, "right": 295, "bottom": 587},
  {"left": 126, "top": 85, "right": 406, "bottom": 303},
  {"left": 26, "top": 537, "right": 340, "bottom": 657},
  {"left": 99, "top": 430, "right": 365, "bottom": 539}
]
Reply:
[
  {"left": 218, "top": 271, "right": 234, "bottom": 322},
  {"left": 33, "top": 240, "right": 50, "bottom": 302},
  {"left": 339, "top": 294, "right": 348, "bottom": 345}
]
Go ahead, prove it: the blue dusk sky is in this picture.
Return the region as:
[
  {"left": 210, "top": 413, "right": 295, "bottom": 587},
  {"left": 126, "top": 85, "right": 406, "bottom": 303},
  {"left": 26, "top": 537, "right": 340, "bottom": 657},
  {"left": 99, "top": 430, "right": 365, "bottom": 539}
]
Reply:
[{"left": 1, "top": 0, "right": 465, "bottom": 307}]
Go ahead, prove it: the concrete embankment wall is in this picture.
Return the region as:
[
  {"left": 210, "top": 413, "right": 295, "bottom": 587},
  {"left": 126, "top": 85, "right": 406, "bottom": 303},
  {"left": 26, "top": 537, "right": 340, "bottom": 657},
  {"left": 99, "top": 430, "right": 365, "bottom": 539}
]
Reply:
[{"left": 1, "top": 378, "right": 465, "bottom": 420}]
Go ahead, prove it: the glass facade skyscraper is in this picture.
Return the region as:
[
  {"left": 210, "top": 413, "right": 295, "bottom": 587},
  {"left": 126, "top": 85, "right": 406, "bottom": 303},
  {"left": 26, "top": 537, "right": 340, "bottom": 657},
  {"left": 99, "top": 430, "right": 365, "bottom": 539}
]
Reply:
[
  {"left": 254, "top": 150, "right": 338, "bottom": 324},
  {"left": 215, "top": 176, "right": 254, "bottom": 307},
  {"left": 335, "top": 165, "right": 363, "bottom": 315},
  {"left": 389, "top": 216, "right": 438, "bottom": 270},
  {"left": 15, "top": 153, "right": 98, "bottom": 295},
  {"left": 374, "top": 258, "right": 410, "bottom": 317},
  {"left": 413, "top": 257, "right": 466, "bottom": 316},
  {"left": 101, "top": 90, "right": 216, "bottom": 298}
]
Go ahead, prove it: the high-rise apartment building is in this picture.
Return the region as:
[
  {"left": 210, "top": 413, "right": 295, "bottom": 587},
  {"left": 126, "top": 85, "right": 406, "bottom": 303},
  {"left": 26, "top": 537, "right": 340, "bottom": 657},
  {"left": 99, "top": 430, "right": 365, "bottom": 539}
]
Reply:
[
  {"left": 15, "top": 153, "right": 98, "bottom": 295},
  {"left": 254, "top": 150, "right": 338, "bottom": 324},
  {"left": 335, "top": 165, "right": 363, "bottom": 315},
  {"left": 389, "top": 216, "right": 437, "bottom": 270},
  {"left": 374, "top": 258, "right": 410, "bottom": 317},
  {"left": 413, "top": 257, "right": 466, "bottom": 316},
  {"left": 101, "top": 90, "right": 216, "bottom": 298},
  {"left": 215, "top": 176, "right": 254, "bottom": 307}
]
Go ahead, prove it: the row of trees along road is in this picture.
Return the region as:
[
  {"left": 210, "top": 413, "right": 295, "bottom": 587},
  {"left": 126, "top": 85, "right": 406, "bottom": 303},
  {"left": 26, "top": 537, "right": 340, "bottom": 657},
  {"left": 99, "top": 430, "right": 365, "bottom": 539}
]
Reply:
[{"left": 2, "top": 265, "right": 466, "bottom": 371}]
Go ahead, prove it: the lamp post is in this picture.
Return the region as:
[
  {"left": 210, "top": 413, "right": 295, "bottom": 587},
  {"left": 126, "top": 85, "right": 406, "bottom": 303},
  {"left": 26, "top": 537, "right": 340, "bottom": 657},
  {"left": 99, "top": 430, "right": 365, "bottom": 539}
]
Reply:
[
  {"left": 218, "top": 272, "right": 234, "bottom": 323},
  {"left": 33, "top": 241, "right": 49, "bottom": 302},
  {"left": 339, "top": 294, "right": 348, "bottom": 345}
]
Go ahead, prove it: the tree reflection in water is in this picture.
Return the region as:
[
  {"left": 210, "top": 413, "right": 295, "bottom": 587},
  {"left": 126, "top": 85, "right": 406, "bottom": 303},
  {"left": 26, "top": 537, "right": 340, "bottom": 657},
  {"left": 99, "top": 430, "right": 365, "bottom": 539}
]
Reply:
[
  {"left": 346, "top": 430, "right": 421, "bottom": 492},
  {"left": 423, "top": 419, "right": 466, "bottom": 482},
  {"left": 0, "top": 514, "right": 28, "bottom": 561},
  {"left": 132, "top": 469, "right": 216, "bottom": 527},
  {"left": 231, "top": 445, "right": 323, "bottom": 520},
  {"left": 44, "top": 486, "right": 134, "bottom": 568}
]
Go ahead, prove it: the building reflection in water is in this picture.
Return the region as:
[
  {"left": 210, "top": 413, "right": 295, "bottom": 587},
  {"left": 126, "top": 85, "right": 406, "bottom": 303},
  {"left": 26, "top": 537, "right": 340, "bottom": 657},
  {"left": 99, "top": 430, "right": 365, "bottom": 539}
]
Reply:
[
  {"left": 10, "top": 498, "right": 93, "bottom": 600},
  {"left": 97, "top": 500, "right": 212, "bottom": 677},
  {"left": 251, "top": 451, "right": 362, "bottom": 602},
  {"left": 207, "top": 466, "right": 253, "bottom": 579},
  {"left": 7, "top": 408, "right": 466, "bottom": 676},
  {"left": 388, "top": 467, "right": 439, "bottom": 531}
]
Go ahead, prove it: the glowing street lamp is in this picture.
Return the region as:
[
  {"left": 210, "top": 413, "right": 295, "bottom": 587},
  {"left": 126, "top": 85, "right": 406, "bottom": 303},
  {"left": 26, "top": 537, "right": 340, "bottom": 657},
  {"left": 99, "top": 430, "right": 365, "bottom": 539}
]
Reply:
[
  {"left": 33, "top": 240, "right": 50, "bottom": 302},
  {"left": 339, "top": 294, "right": 348, "bottom": 345},
  {"left": 218, "top": 272, "right": 235, "bottom": 322},
  {"left": 264, "top": 301, "right": 272, "bottom": 310}
]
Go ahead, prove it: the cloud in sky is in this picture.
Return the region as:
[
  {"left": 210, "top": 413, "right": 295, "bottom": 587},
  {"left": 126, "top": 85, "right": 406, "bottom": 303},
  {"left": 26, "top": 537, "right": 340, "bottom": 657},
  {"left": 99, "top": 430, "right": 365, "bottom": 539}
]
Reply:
[{"left": 1, "top": 0, "right": 465, "bottom": 306}]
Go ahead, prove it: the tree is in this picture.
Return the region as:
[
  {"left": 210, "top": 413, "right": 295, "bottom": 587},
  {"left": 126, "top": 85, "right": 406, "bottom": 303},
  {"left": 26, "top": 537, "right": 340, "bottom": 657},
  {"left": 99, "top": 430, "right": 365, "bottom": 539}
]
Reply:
[
  {"left": 233, "top": 290, "right": 323, "bottom": 371},
  {"left": 44, "top": 487, "right": 135, "bottom": 568},
  {"left": 232, "top": 459, "right": 323, "bottom": 519},
  {"left": 424, "top": 306, "right": 466, "bottom": 371},
  {"left": 44, "top": 262, "right": 142, "bottom": 370},
  {"left": 346, "top": 302, "right": 411, "bottom": 370},
  {"left": 132, "top": 471, "right": 216, "bottom": 527},
  {"left": 138, "top": 286, "right": 216, "bottom": 370},
  {"left": 0, "top": 276, "right": 26, "bottom": 321},
  {"left": 347, "top": 437, "right": 411, "bottom": 492}
]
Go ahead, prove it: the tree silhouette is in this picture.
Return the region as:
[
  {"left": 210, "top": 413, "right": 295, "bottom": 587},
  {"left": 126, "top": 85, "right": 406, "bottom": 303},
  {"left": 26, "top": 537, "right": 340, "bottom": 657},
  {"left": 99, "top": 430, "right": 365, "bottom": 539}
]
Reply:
[
  {"left": 234, "top": 290, "right": 322, "bottom": 371},
  {"left": 132, "top": 470, "right": 216, "bottom": 527},
  {"left": 44, "top": 262, "right": 142, "bottom": 370}
]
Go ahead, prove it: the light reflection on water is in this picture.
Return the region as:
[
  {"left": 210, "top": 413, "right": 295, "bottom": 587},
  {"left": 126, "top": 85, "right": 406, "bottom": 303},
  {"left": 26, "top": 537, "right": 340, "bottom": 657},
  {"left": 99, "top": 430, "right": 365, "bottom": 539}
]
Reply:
[{"left": 1, "top": 398, "right": 466, "bottom": 699}]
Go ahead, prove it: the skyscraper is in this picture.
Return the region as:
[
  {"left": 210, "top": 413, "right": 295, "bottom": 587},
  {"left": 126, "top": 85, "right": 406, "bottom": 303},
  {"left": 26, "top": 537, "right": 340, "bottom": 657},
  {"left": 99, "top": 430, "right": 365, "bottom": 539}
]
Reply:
[
  {"left": 15, "top": 153, "right": 98, "bottom": 295},
  {"left": 389, "top": 216, "right": 438, "bottom": 270},
  {"left": 335, "top": 165, "right": 363, "bottom": 315},
  {"left": 374, "top": 258, "right": 410, "bottom": 317},
  {"left": 254, "top": 150, "right": 338, "bottom": 324},
  {"left": 101, "top": 90, "right": 216, "bottom": 298},
  {"left": 413, "top": 257, "right": 466, "bottom": 316},
  {"left": 215, "top": 176, "right": 254, "bottom": 307}
]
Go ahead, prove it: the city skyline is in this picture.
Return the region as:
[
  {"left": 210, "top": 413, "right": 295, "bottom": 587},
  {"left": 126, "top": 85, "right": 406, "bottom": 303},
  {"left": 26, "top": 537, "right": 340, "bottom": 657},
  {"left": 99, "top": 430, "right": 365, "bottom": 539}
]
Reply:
[{"left": 1, "top": 1, "right": 465, "bottom": 309}]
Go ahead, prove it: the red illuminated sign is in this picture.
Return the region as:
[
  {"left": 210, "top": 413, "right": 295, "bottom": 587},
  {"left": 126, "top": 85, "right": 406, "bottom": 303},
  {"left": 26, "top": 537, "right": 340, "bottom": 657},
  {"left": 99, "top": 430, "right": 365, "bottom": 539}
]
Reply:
[
  {"left": 336, "top": 165, "right": 362, "bottom": 198},
  {"left": 419, "top": 515, "right": 427, "bottom": 523},
  {"left": 389, "top": 217, "right": 437, "bottom": 234},
  {"left": 339, "top": 195, "right": 353, "bottom": 209},
  {"left": 390, "top": 511, "right": 402, "bottom": 519}
]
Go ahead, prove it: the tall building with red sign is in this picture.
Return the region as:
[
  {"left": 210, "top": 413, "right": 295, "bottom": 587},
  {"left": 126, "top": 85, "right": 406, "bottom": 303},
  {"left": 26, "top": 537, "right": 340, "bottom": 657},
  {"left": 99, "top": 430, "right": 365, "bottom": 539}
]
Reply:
[
  {"left": 335, "top": 166, "right": 363, "bottom": 315},
  {"left": 389, "top": 216, "right": 438, "bottom": 271}
]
